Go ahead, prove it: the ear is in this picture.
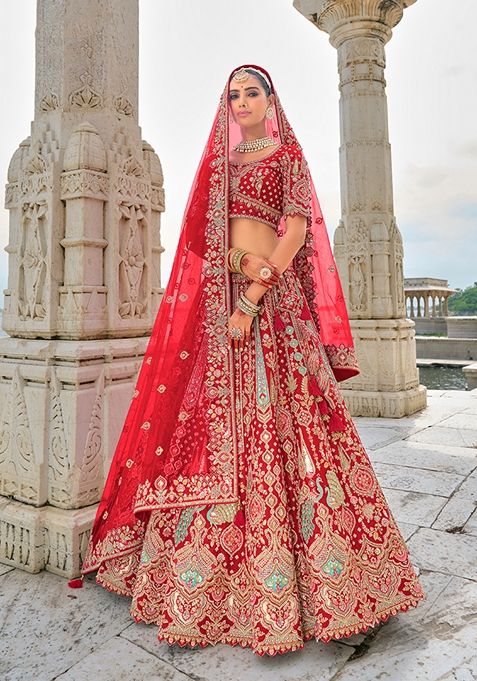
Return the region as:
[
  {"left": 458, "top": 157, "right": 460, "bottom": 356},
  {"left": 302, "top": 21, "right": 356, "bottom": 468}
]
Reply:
[{"left": 268, "top": 93, "right": 276, "bottom": 108}]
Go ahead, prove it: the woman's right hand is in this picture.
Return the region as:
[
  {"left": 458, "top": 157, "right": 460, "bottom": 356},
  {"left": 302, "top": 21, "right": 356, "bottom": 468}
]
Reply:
[{"left": 238, "top": 252, "right": 281, "bottom": 289}]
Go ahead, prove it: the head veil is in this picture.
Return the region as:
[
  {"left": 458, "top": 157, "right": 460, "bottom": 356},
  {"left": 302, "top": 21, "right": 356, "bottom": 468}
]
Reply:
[{"left": 81, "top": 64, "right": 359, "bottom": 572}]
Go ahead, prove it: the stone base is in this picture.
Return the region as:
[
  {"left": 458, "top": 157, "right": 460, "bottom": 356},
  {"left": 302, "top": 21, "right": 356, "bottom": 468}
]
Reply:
[
  {"left": 337, "top": 318, "right": 428, "bottom": 416},
  {"left": 0, "top": 336, "right": 148, "bottom": 509},
  {"left": 0, "top": 496, "right": 97, "bottom": 576},
  {"left": 341, "top": 383, "right": 428, "bottom": 417}
]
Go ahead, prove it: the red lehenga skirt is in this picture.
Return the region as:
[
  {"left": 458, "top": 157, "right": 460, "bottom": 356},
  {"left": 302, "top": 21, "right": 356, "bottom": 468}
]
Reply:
[{"left": 88, "top": 266, "right": 425, "bottom": 656}]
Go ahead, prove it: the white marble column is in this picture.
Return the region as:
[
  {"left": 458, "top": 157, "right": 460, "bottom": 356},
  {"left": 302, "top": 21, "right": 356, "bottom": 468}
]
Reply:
[
  {"left": 0, "top": 0, "right": 165, "bottom": 576},
  {"left": 293, "top": 0, "right": 426, "bottom": 417}
]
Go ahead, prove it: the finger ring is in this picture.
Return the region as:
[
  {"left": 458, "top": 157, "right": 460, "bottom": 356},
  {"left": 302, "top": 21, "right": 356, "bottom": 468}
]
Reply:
[
  {"left": 229, "top": 327, "right": 243, "bottom": 339},
  {"left": 259, "top": 266, "right": 272, "bottom": 280}
]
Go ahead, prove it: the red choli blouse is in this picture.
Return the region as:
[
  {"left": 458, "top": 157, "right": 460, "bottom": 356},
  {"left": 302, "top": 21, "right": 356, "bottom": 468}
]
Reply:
[{"left": 229, "top": 143, "right": 312, "bottom": 232}]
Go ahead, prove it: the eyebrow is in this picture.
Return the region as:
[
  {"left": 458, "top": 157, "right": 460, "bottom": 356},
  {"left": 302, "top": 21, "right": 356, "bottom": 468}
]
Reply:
[{"left": 229, "top": 86, "right": 260, "bottom": 93}]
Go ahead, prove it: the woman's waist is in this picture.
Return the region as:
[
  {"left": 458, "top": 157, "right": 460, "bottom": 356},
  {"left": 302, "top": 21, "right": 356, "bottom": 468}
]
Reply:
[{"left": 230, "top": 217, "right": 280, "bottom": 255}]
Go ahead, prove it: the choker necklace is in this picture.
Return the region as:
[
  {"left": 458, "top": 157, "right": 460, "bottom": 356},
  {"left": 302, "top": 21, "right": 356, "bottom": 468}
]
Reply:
[{"left": 233, "top": 136, "right": 275, "bottom": 153}]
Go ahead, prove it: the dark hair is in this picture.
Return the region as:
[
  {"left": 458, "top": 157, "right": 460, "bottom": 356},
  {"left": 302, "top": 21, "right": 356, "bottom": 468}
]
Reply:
[{"left": 245, "top": 68, "right": 272, "bottom": 96}]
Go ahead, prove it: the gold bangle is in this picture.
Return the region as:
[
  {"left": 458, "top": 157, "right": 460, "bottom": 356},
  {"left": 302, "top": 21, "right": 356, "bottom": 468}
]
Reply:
[
  {"left": 227, "top": 248, "right": 238, "bottom": 271},
  {"left": 232, "top": 249, "right": 246, "bottom": 273}
]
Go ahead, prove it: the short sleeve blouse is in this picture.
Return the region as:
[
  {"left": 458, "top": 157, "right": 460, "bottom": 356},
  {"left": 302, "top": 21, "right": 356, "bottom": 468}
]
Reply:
[{"left": 280, "top": 144, "right": 312, "bottom": 220}]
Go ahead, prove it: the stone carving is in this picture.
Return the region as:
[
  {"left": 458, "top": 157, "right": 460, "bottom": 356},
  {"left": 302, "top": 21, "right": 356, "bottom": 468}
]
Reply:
[
  {"left": 118, "top": 202, "right": 147, "bottom": 318},
  {"left": 81, "top": 370, "right": 104, "bottom": 485},
  {"left": 114, "top": 94, "right": 134, "bottom": 117},
  {"left": 69, "top": 72, "right": 103, "bottom": 110},
  {"left": 62, "top": 121, "right": 107, "bottom": 173},
  {"left": 39, "top": 91, "right": 60, "bottom": 112},
  {"left": 0, "top": 367, "right": 35, "bottom": 502},
  {"left": 18, "top": 202, "right": 48, "bottom": 321},
  {"left": 303, "top": 1, "right": 416, "bottom": 41},
  {"left": 348, "top": 220, "right": 368, "bottom": 314},
  {"left": 48, "top": 370, "right": 69, "bottom": 505},
  {"left": 7, "top": 137, "right": 32, "bottom": 183}
]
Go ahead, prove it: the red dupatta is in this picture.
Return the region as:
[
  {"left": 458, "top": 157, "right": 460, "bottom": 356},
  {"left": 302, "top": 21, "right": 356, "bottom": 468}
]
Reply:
[{"left": 81, "top": 64, "right": 359, "bottom": 573}]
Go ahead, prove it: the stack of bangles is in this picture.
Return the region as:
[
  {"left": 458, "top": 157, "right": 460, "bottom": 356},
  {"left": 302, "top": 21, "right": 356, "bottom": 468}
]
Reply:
[
  {"left": 227, "top": 247, "right": 247, "bottom": 274},
  {"left": 227, "top": 248, "right": 262, "bottom": 318}
]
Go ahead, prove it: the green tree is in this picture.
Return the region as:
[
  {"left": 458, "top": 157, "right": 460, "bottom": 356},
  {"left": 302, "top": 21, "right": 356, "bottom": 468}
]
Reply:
[{"left": 448, "top": 283, "right": 477, "bottom": 315}]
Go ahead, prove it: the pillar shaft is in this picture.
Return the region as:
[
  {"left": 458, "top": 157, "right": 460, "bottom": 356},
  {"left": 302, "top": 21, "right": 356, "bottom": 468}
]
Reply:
[
  {"left": 0, "top": 0, "right": 165, "bottom": 577},
  {"left": 293, "top": 0, "right": 426, "bottom": 417}
]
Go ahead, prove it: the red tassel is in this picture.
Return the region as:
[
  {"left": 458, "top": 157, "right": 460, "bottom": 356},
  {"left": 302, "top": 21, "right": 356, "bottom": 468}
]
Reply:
[
  {"left": 68, "top": 576, "right": 84, "bottom": 588},
  {"left": 317, "top": 397, "right": 329, "bottom": 415},
  {"left": 328, "top": 411, "right": 346, "bottom": 433},
  {"left": 274, "top": 310, "right": 286, "bottom": 331},
  {"left": 308, "top": 374, "right": 322, "bottom": 396},
  {"left": 234, "top": 508, "right": 245, "bottom": 527},
  {"left": 300, "top": 304, "right": 312, "bottom": 320}
]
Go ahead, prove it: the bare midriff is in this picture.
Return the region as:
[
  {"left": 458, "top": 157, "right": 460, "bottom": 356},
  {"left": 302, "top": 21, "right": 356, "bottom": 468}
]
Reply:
[{"left": 229, "top": 217, "right": 279, "bottom": 260}]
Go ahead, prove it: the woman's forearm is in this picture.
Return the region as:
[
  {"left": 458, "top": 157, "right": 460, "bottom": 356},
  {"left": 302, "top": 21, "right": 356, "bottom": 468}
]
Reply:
[{"left": 243, "top": 217, "right": 307, "bottom": 305}]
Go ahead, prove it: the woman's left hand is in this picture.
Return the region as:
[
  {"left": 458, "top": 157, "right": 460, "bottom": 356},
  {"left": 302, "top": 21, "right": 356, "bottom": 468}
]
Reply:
[{"left": 228, "top": 307, "right": 254, "bottom": 352}]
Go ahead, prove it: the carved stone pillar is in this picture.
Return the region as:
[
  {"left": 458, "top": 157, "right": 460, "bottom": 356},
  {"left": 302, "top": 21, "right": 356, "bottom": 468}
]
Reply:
[
  {"left": 0, "top": 0, "right": 165, "bottom": 576},
  {"left": 293, "top": 0, "right": 426, "bottom": 416}
]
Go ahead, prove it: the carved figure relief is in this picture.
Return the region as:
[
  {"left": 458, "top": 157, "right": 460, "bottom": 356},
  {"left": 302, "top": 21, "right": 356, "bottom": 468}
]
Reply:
[
  {"left": 118, "top": 202, "right": 147, "bottom": 319},
  {"left": 18, "top": 202, "right": 48, "bottom": 321}
]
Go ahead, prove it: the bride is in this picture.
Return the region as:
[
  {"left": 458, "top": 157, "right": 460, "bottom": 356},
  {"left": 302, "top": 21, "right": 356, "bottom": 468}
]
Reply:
[{"left": 71, "top": 64, "right": 425, "bottom": 657}]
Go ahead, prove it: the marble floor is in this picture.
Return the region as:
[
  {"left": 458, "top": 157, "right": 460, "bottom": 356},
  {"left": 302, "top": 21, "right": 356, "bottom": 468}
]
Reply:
[{"left": 1, "top": 389, "right": 476, "bottom": 681}]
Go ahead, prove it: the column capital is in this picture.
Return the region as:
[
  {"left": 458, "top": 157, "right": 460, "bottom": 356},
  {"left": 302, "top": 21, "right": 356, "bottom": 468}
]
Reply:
[{"left": 293, "top": 0, "right": 417, "bottom": 47}]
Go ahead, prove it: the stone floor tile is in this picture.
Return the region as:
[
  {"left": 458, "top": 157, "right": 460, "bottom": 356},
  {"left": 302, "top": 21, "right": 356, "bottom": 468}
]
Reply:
[
  {"left": 120, "top": 620, "right": 354, "bottom": 681},
  {"left": 0, "top": 564, "right": 15, "bottom": 577},
  {"left": 355, "top": 425, "right": 414, "bottom": 450},
  {"left": 55, "top": 636, "right": 192, "bottom": 681},
  {"left": 405, "top": 426, "right": 477, "bottom": 448},
  {"left": 331, "top": 571, "right": 477, "bottom": 681},
  {"left": 369, "top": 440, "right": 477, "bottom": 476},
  {"left": 381, "top": 488, "right": 447, "bottom": 527},
  {"left": 407, "top": 528, "right": 477, "bottom": 580},
  {"left": 453, "top": 469, "right": 477, "bottom": 503},
  {"left": 432, "top": 496, "right": 477, "bottom": 532},
  {"left": 394, "top": 522, "right": 420, "bottom": 541},
  {"left": 463, "top": 508, "right": 477, "bottom": 536},
  {"left": 374, "top": 462, "right": 463, "bottom": 497},
  {"left": 0, "top": 569, "right": 132, "bottom": 681},
  {"left": 438, "top": 413, "right": 477, "bottom": 430}
]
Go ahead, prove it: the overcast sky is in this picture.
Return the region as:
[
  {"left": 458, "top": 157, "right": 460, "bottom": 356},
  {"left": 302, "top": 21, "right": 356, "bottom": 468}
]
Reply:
[{"left": 1, "top": 0, "right": 476, "bottom": 300}]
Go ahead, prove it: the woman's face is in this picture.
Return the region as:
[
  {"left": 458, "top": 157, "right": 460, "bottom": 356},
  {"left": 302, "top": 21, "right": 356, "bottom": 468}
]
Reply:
[{"left": 228, "top": 73, "right": 273, "bottom": 128}]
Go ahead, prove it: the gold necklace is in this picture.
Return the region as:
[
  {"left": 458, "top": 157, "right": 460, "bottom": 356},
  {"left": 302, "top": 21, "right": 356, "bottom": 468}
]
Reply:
[{"left": 233, "top": 136, "right": 275, "bottom": 153}]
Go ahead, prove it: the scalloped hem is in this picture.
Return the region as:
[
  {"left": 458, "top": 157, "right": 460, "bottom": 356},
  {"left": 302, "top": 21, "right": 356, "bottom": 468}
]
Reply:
[
  {"left": 86, "top": 570, "right": 424, "bottom": 656},
  {"left": 83, "top": 561, "right": 424, "bottom": 656},
  {"left": 138, "top": 595, "right": 424, "bottom": 657}
]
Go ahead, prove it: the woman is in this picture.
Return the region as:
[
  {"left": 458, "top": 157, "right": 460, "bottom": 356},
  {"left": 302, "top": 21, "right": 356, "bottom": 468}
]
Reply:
[{"left": 71, "top": 64, "right": 425, "bottom": 656}]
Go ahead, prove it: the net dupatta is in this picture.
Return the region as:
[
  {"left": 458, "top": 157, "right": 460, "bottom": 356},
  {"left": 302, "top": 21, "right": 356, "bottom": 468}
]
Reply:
[{"left": 81, "top": 64, "right": 359, "bottom": 573}]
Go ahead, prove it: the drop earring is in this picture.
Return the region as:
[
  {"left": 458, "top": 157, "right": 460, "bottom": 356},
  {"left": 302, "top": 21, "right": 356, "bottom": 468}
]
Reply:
[{"left": 266, "top": 106, "right": 274, "bottom": 119}]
